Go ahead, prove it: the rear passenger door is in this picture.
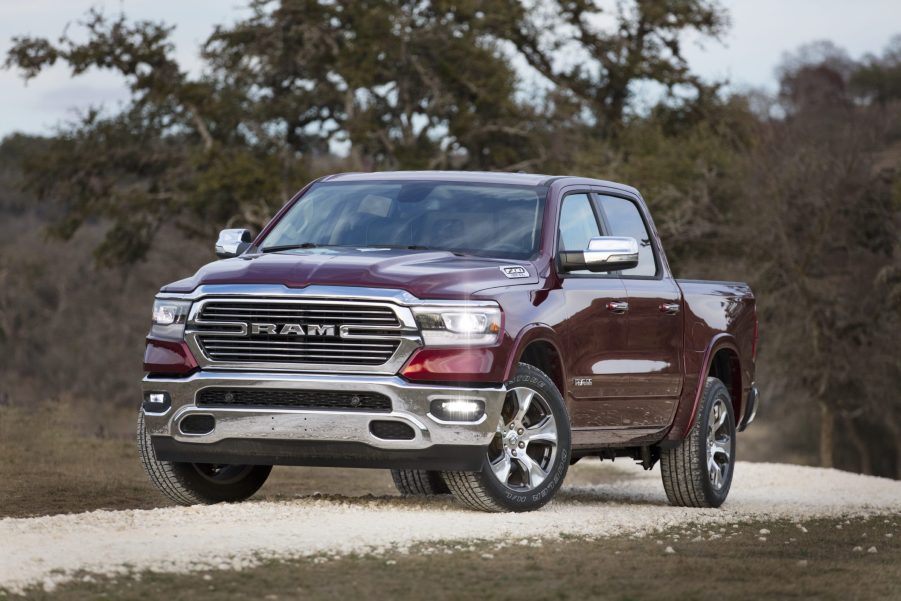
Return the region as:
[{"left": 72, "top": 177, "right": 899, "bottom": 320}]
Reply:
[{"left": 595, "top": 193, "right": 684, "bottom": 427}]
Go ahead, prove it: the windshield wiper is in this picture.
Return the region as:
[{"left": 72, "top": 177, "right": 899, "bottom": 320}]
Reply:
[{"left": 260, "top": 242, "right": 320, "bottom": 253}]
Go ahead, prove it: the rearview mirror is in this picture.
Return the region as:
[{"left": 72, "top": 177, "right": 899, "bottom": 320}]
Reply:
[
  {"left": 215, "top": 228, "right": 253, "bottom": 259},
  {"left": 559, "top": 236, "right": 639, "bottom": 273}
]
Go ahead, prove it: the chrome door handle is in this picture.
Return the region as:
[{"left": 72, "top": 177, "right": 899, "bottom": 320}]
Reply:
[
  {"left": 659, "top": 303, "right": 680, "bottom": 315},
  {"left": 606, "top": 301, "right": 629, "bottom": 314}
]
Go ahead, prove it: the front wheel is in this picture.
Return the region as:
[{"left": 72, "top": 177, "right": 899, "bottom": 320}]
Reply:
[
  {"left": 137, "top": 410, "right": 271, "bottom": 505},
  {"left": 443, "top": 363, "right": 571, "bottom": 512},
  {"left": 660, "top": 377, "right": 736, "bottom": 508}
]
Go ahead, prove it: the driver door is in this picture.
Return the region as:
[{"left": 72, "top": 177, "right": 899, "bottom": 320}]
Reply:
[{"left": 554, "top": 191, "right": 630, "bottom": 429}]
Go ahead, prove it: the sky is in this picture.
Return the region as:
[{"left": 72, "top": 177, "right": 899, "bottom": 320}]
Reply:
[{"left": 1, "top": 0, "right": 900, "bottom": 138}]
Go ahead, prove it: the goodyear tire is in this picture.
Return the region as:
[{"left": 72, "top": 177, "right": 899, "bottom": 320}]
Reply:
[
  {"left": 660, "top": 377, "right": 736, "bottom": 508},
  {"left": 137, "top": 410, "right": 271, "bottom": 505},
  {"left": 443, "top": 363, "right": 571, "bottom": 512}
]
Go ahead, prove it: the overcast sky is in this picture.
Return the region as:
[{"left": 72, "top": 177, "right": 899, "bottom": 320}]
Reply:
[{"left": 1, "top": 0, "right": 900, "bottom": 138}]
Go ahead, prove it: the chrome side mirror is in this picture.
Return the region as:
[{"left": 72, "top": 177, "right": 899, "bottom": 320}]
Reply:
[
  {"left": 559, "top": 236, "right": 639, "bottom": 273},
  {"left": 215, "top": 228, "right": 253, "bottom": 259}
]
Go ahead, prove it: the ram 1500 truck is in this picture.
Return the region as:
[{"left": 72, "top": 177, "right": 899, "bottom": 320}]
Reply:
[{"left": 139, "top": 171, "right": 759, "bottom": 512}]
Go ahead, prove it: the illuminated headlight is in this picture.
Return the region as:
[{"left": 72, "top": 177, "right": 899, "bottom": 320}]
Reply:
[
  {"left": 412, "top": 305, "right": 502, "bottom": 347},
  {"left": 430, "top": 398, "right": 486, "bottom": 422},
  {"left": 150, "top": 299, "right": 191, "bottom": 340}
]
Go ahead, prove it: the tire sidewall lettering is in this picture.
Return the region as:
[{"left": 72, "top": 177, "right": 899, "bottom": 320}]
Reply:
[{"left": 489, "top": 365, "right": 571, "bottom": 510}]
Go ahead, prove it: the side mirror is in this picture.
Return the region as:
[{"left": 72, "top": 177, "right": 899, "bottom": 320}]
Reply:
[
  {"left": 559, "top": 236, "right": 639, "bottom": 273},
  {"left": 215, "top": 228, "right": 253, "bottom": 259}
]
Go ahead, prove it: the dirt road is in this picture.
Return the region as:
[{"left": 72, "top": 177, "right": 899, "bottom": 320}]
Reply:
[{"left": 2, "top": 461, "right": 899, "bottom": 594}]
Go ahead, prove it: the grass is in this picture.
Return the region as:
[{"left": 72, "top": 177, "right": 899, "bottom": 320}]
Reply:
[{"left": 6, "top": 516, "right": 900, "bottom": 601}]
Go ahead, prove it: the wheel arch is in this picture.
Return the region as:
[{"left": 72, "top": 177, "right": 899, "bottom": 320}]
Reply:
[
  {"left": 503, "top": 325, "right": 566, "bottom": 398},
  {"left": 708, "top": 346, "right": 742, "bottom": 423},
  {"left": 685, "top": 334, "right": 744, "bottom": 434}
]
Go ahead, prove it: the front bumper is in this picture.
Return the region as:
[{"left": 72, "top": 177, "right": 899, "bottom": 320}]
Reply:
[{"left": 142, "top": 371, "right": 506, "bottom": 470}]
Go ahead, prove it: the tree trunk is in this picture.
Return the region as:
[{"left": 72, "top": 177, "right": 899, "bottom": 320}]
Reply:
[
  {"left": 842, "top": 415, "right": 873, "bottom": 475},
  {"left": 819, "top": 403, "right": 834, "bottom": 468}
]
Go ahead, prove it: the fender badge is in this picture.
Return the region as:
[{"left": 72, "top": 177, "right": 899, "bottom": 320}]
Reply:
[
  {"left": 500, "top": 265, "right": 529, "bottom": 279},
  {"left": 574, "top": 378, "right": 593, "bottom": 387}
]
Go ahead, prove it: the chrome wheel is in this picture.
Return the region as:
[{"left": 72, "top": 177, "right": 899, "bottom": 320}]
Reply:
[
  {"left": 487, "top": 386, "right": 558, "bottom": 491},
  {"left": 706, "top": 397, "right": 732, "bottom": 490}
]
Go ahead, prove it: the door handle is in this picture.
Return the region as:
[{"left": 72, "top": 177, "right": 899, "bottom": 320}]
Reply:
[
  {"left": 659, "top": 303, "right": 681, "bottom": 315},
  {"left": 606, "top": 301, "right": 629, "bottom": 314}
]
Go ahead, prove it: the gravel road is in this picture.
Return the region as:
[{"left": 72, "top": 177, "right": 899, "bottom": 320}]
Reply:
[{"left": 2, "top": 461, "right": 900, "bottom": 594}]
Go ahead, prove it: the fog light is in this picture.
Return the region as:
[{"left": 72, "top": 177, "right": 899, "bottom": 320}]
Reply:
[
  {"left": 429, "top": 398, "right": 485, "bottom": 422},
  {"left": 142, "top": 391, "right": 171, "bottom": 413}
]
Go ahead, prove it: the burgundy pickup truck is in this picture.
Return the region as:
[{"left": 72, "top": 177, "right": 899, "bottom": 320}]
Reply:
[{"left": 139, "top": 171, "right": 759, "bottom": 512}]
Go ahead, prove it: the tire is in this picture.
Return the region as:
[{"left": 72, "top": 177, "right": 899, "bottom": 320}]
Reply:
[
  {"left": 443, "top": 363, "right": 571, "bottom": 512},
  {"left": 391, "top": 469, "right": 450, "bottom": 496},
  {"left": 661, "top": 377, "right": 736, "bottom": 508},
  {"left": 137, "top": 410, "right": 272, "bottom": 505}
]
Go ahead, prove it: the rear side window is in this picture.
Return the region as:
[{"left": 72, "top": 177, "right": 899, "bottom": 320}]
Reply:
[{"left": 598, "top": 195, "right": 657, "bottom": 277}]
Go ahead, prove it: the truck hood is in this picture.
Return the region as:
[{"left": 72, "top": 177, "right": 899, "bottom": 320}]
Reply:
[{"left": 161, "top": 248, "right": 538, "bottom": 299}]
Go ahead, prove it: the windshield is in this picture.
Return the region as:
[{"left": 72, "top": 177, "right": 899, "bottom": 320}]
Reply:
[{"left": 261, "top": 181, "right": 546, "bottom": 260}]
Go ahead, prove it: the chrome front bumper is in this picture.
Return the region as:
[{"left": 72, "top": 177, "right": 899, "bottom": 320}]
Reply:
[{"left": 142, "top": 371, "right": 506, "bottom": 462}]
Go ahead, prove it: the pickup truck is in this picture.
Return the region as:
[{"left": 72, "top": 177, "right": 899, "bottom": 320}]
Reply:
[{"left": 139, "top": 171, "right": 759, "bottom": 512}]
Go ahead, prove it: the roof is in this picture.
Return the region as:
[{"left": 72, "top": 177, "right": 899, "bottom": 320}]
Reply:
[{"left": 319, "top": 170, "right": 639, "bottom": 196}]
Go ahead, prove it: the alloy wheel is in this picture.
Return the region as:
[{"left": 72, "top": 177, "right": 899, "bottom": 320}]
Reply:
[
  {"left": 706, "top": 397, "right": 732, "bottom": 490},
  {"left": 487, "top": 387, "right": 558, "bottom": 491}
]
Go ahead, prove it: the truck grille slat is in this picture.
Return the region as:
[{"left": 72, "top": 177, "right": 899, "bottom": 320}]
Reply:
[
  {"left": 200, "top": 313, "right": 397, "bottom": 322},
  {"left": 203, "top": 307, "right": 392, "bottom": 314},
  {"left": 211, "top": 352, "right": 391, "bottom": 361},
  {"left": 204, "top": 346, "right": 395, "bottom": 356},
  {"left": 201, "top": 339, "right": 397, "bottom": 348},
  {"left": 189, "top": 299, "right": 415, "bottom": 369}
]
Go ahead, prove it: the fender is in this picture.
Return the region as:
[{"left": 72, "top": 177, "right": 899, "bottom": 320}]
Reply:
[
  {"left": 503, "top": 324, "right": 567, "bottom": 397},
  {"left": 666, "top": 332, "right": 741, "bottom": 441}
]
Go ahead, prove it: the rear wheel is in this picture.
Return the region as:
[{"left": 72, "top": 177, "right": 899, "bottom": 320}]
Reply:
[
  {"left": 391, "top": 469, "right": 450, "bottom": 496},
  {"left": 137, "top": 410, "right": 271, "bottom": 505},
  {"left": 660, "top": 377, "right": 736, "bottom": 508},
  {"left": 443, "top": 363, "right": 571, "bottom": 512}
]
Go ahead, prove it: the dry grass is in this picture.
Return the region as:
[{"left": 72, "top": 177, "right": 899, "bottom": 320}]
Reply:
[{"left": 0, "top": 401, "right": 396, "bottom": 518}]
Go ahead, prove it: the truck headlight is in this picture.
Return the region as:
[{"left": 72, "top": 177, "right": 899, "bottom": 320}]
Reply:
[
  {"left": 412, "top": 305, "right": 502, "bottom": 347},
  {"left": 150, "top": 299, "right": 191, "bottom": 340}
]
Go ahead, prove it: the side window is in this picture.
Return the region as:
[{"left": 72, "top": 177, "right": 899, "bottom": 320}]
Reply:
[
  {"left": 558, "top": 193, "right": 602, "bottom": 276},
  {"left": 559, "top": 193, "right": 601, "bottom": 251},
  {"left": 598, "top": 195, "right": 657, "bottom": 277}
]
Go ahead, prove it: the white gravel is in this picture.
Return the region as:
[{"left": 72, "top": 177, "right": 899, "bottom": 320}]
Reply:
[{"left": 2, "top": 461, "right": 900, "bottom": 593}]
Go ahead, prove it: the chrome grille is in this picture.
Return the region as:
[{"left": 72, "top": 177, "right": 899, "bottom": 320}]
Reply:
[
  {"left": 198, "top": 338, "right": 400, "bottom": 365},
  {"left": 186, "top": 298, "right": 419, "bottom": 371},
  {"left": 199, "top": 302, "right": 400, "bottom": 325}
]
